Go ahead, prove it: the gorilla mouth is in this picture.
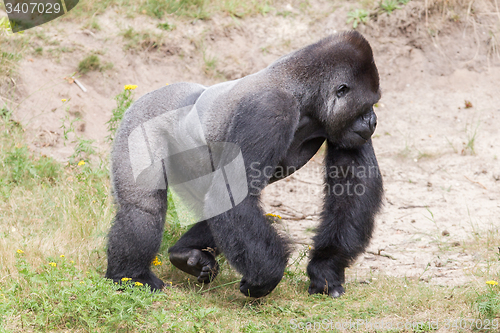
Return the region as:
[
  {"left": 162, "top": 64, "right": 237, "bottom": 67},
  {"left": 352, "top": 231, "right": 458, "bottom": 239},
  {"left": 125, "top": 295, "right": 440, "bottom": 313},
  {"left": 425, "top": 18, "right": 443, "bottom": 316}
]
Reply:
[{"left": 356, "top": 131, "right": 371, "bottom": 141}]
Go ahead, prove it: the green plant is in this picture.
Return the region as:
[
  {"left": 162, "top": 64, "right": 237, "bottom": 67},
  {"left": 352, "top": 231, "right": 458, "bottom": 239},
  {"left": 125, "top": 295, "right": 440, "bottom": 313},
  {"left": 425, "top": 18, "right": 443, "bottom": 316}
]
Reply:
[
  {"left": 347, "top": 9, "right": 369, "bottom": 28},
  {"left": 106, "top": 86, "right": 136, "bottom": 142},
  {"left": 462, "top": 119, "right": 480, "bottom": 155},
  {"left": 70, "top": 137, "right": 97, "bottom": 164},
  {"left": 475, "top": 281, "right": 500, "bottom": 318},
  {"left": 1, "top": 144, "right": 61, "bottom": 188},
  {"left": 157, "top": 21, "right": 176, "bottom": 31},
  {"left": 60, "top": 112, "right": 80, "bottom": 144},
  {"left": 203, "top": 52, "right": 218, "bottom": 75},
  {"left": 380, "top": 0, "right": 400, "bottom": 13},
  {"left": 77, "top": 54, "right": 101, "bottom": 74}
]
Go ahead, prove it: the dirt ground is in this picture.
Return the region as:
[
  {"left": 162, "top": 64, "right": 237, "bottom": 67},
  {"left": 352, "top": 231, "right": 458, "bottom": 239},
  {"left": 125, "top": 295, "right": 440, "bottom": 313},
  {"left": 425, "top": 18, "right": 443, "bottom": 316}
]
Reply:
[{"left": 1, "top": 0, "right": 499, "bottom": 287}]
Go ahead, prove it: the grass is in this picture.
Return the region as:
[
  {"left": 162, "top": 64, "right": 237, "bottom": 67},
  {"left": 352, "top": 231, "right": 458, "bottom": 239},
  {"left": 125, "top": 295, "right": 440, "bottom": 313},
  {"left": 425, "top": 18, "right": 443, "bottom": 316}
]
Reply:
[
  {"left": 77, "top": 54, "right": 101, "bottom": 74},
  {"left": 59, "top": 0, "right": 277, "bottom": 21},
  {"left": 462, "top": 119, "right": 480, "bottom": 155},
  {"left": 121, "top": 27, "right": 164, "bottom": 52}
]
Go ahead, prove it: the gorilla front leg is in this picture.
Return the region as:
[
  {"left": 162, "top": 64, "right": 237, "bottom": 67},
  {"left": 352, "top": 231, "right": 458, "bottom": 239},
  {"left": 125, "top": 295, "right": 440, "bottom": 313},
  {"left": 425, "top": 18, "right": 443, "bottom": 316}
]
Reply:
[{"left": 307, "top": 140, "right": 383, "bottom": 298}]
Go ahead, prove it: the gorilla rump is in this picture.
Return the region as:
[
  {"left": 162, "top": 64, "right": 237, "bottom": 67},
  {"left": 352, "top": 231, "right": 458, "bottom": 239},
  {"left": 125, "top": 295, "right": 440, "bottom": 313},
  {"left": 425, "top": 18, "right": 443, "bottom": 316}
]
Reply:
[{"left": 106, "top": 30, "right": 383, "bottom": 298}]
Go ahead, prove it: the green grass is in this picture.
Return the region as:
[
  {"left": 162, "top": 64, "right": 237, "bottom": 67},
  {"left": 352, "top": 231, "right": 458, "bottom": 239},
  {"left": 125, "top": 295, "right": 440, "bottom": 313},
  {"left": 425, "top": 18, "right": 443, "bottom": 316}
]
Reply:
[{"left": 77, "top": 54, "right": 102, "bottom": 74}]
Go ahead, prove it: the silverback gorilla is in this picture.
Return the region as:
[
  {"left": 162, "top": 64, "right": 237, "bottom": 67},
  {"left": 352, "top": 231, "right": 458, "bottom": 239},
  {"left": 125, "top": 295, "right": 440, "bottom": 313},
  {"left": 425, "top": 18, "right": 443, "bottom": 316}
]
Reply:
[{"left": 106, "top": 30, "right": 383, "bottom": 298}]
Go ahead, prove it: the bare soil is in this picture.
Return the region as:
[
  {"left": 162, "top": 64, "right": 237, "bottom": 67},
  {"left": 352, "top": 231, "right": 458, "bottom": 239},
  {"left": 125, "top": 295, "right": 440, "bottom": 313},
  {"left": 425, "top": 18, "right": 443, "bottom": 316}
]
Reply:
[{"left": 1, "top": 0, "right": 499, "bottom": 286}]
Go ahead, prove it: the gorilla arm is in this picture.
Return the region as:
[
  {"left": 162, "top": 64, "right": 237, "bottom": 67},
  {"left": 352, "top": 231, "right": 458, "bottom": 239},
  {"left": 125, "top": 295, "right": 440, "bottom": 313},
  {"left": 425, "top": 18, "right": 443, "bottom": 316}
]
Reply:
[{"left": 307, "top": 139, "right": 383, "bottom": 297}]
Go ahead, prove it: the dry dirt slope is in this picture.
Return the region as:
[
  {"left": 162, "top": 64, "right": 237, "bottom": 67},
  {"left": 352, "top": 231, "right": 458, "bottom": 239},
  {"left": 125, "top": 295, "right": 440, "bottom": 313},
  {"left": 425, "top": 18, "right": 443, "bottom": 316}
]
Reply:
[{"left": 1, "top": 0, "right": 499, "bottom": 287}]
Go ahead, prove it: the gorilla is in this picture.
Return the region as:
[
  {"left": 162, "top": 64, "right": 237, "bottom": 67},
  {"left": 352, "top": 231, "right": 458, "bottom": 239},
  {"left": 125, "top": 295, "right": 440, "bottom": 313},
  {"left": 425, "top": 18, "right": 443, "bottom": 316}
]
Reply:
[{"left": 106, "top": 30, "right": 383, "bottom": 298}]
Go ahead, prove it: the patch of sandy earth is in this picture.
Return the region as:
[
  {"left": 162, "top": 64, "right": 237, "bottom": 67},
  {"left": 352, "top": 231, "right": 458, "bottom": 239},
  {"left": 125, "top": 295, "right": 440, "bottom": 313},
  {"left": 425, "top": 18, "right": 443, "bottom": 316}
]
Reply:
[{"left": 2, "top": 0, "right": 499, "bottom": 285}]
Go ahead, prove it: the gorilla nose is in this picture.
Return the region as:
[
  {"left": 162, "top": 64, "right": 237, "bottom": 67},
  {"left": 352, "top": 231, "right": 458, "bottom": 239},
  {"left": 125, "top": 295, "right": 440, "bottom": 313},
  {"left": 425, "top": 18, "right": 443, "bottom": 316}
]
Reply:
[
  {"left": 354, "top": 111, "right": 377, "bottom": 140},
  {"left": 369, "top": 112, "right": 377, "bottom": 133}
]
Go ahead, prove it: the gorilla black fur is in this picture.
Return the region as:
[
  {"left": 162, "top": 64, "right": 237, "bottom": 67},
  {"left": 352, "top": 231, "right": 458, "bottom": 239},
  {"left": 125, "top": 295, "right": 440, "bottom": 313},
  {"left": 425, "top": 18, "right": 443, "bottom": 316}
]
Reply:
[{"left": 106, "top": 30, "right": 383, "bottom": 298}]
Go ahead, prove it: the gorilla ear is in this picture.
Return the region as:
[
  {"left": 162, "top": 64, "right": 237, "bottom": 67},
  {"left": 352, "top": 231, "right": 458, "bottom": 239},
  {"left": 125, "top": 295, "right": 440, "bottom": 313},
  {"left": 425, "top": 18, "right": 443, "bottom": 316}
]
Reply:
[{"left": 336, "top": 84, "right": 350, "bottom": 98}]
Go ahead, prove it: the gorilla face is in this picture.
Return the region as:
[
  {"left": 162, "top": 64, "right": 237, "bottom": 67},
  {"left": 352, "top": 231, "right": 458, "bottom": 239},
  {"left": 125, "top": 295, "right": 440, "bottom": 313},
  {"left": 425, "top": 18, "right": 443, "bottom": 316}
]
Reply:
[
  {"left": 321, "top": 73, "right": 380, "bottom": 148},
  {"left": 304, "top": 34, "right": 381, "bottom": 148}
]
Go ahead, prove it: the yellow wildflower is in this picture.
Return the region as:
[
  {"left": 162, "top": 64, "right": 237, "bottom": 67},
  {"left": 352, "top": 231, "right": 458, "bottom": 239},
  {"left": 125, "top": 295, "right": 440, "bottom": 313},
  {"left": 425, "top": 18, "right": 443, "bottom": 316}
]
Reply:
[
  {"left": 124, "top": 84, "right": 138, "bottom": 90},
  {"left": 16, "top": 249, "right": 24, "bottom": 254},
  {"left": 60, "top": 255, "right": 65, "bottom": 258},
  {"left": 166, "top": 83, "right": 169, "bottom": 85},
  {"left": 78, "top": 160, "right": 85, "bottom": 166},
  {"left": 70, "top": 260, "right": 75, "bottom": 264},
  {"left": 152, "top": 256, "right": 162, "bottom": 266},
  {"left": 265, "top": 213, "right": 282, "bottom": 219},
  {"left": 486, "top": 280, "right": 499, "bottom": 286},
  {"left": 61, "top": 99, "right": 67, "bottom": 102},
  {"left": 80, "top": 281, "right": 85, "bottom": 284},
  {"left": 121, "top": 277, "right": 131, "bottom": 282},
  {"left": 135, "top": 282, "right": 143, "bottom": 286},
  {"left": 49, "top": 262, "right": 57, "bottom": 267}
]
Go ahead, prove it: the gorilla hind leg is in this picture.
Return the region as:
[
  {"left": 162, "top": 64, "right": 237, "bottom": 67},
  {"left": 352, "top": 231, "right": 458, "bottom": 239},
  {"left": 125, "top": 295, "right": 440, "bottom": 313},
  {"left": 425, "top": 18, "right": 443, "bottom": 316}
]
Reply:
[
  {"left": 106, "top": 196, "right": 167, "bottom": 291},
  {"left": 169, "top": 221, "right": 219, "bottom": 283}
]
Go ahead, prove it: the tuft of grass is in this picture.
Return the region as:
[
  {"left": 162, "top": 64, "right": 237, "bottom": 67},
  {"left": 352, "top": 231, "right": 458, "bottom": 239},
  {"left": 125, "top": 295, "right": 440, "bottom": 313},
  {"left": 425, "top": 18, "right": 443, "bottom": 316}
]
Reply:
[
  {"left": 157, "top": 21, "right": 176, "bottom": 31},
  {"left": 347, "top": 9, "right": 369, "bottom": 28},
  {"left": 462, "top": 119, "right": 480, "bottom": 155},
  {"left": 122, "top": 27, "right": 164, "bottom": 52},
  {"left": 77, "top": 54, "right": 101, "bottom": 74}
]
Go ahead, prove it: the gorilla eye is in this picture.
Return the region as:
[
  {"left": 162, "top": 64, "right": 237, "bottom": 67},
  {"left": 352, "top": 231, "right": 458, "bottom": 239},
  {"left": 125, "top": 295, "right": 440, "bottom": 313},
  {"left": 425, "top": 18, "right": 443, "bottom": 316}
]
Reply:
[{"left": 336, "top": 84, "right": 350, "bottom": 98}]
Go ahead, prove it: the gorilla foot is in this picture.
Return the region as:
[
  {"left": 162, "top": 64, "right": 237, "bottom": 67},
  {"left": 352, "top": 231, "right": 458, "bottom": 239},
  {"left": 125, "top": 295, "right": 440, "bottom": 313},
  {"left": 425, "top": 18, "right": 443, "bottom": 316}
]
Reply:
[
  {"left": 308, "top": 283, "right": 345, "bottom": 298},
  {"left": 169, "top": 249, "right": 219, "bottom": 283},
  {"left": 239, "top": 276, "right": 282, "bottom": 298}
]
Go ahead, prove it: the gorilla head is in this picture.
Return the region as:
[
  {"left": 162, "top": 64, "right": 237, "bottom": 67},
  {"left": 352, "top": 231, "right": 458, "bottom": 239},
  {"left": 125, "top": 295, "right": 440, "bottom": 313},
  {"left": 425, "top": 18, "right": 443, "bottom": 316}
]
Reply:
[{"left": 270, "top": 32, "right": 381, "bottom": 148}]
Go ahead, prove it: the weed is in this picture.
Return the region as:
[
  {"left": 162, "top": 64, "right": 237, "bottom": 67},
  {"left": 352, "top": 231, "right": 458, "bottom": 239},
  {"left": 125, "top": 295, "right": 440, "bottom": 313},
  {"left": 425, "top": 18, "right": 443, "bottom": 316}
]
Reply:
[
  {"left": 462, "top": 119, "right": 480, "bottom": 155},
  {"left": 77, "top": 54, "right": 101, "bottom": 74},
  {"left": 475, "top": 281, "right": 500, "bottom": 319},
  {"left": 33, "top": 46, "right": 43, "bottom": 56},
  {"left": 84, "top": 17, "right": 101, "bottom": 31},
  {"left": 70, "top": 137, "right": 97, "bottom": 164},
  {"left": 60, "top": 112, "right": 80, "bottom": 144},
  {"left": 347, "top": 9, "right": 369, "bottom": 28},
  {"left": 122, "top": 27, "right": 164, "bottom": 51},
  {"left": 60, "top": 106, "right": 97, "bottom": 164},
  {"left": 157, "top": 21, "right": 176, "bottom": 31},
  {"left": 203, "top": 52, "right": 218, "bottom": 75},
  {"left": 380, "top": 0, "right": 400, "bottom": 13},
  {"left": 106, "top": 86, "right": 136, "bottom": 142}
]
